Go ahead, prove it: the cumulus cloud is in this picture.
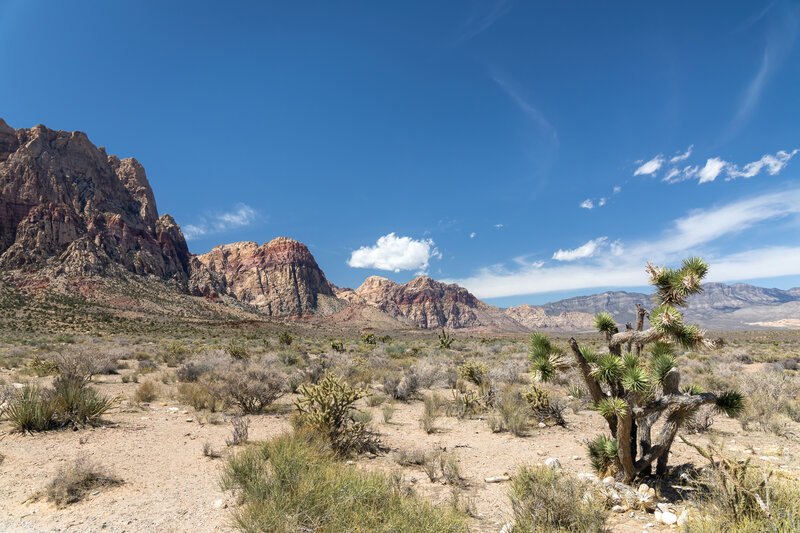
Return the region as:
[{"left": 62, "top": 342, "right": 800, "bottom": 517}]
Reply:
[
  {"left": 347, "top": 233, "right": 440, "bottom": 273},
  {"left": 598, "top": 197, "right": 607, "bottom": 207},
  {"left": 182, "top": 204, "right": 259, "bottom": 241},
  {"left": 451, "top": 187, "right": 800, "bottom": 298},
  {"left": 634, "top": 155, "right": 664, "bottom": 176},
  {"left": 552, "top": 237, "right": 608, "bottom": 261},
  {"left": 580, "top": 199, "right": 594, "bottom": 209},
  {"left": 470, "top": 232, "right": 476, "bottom": 238},
  {"left": 494, "top": 223, "right": 504, "bottom": 228},
  {"left": 698, "top": 157, "right": 728, "bottom": 184}
]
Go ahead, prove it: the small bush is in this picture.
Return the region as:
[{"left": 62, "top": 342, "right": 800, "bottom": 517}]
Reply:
[
  {"left": 202, "top": 441, "right": 221, "bottom": 459},
  {"left": 383, "top": 368, "right": 420, "bottom": 401},
  {"left": 3, "top": 384, "right": 56, "bottom": 431},
  {"left": 225, "top": 340, "right": 249, "bottom": 361},
  {"left": 176, "top": 361, "right": 208, "bottom": 382},
  {"left": 221, "top": 367, "right": 286, "bottom": 414},
  {"left": 523, "top": 384, "right": 566, "bottom": 427},
  {"left": 177, "top": 380, "right": 225, "bottom": 412},
  {"left": 382, "top": 403, "right": 395, "bottom": 424},
  {"left": 496, "top": 387, "right": 529, "bottom": 436},
  {"left": 509, "top": 465, "right": 607, "bottom": 532},
  {"left": 133, "top": 382, "right": 158, "bottom": 403},
  {"left": 457, "top": 361, "right": 489, "bottom": 386},
  {"left": 226, "top": 415, "right": 250, "bottom": 446},
  {"left": 361, "top": 333, "right": 377, "bottom": 345},
  {"left": 161, "top": 341, "right": 190, "bottom": 367},
  {"left": 220, "top": 432, "right": 468, "bottom": 532},
  {"left": 42, "top": 458, "right": 121, "bottom": 508},
  {"left": 278, "top": 350, "right": 299, "bottom": 366},
  {"left": 330, "top": 339, "right": 345, "bottom": 352},
  {"left": 278, "top": 331, "right": 293, "bottom": 346}
]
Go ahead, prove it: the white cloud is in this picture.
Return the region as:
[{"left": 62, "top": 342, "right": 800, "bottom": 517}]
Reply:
[
  {"left": 613, "top": 186, "right": 622, "bottom": 194},
  {"left": 469, "top": 232, "right": 476, "bottom": 239},
  {"left": 182, "top": 203, "right": 259, "bottom": 241},
  {"left": 662, "top": 168, "right": 680, "bottom": 183},
  {"left": 580, "top": 199, "right": 594, "bottom": 209},
  {"left": 494, "top": 223, "right": 504, "bottom": 228},
  {"left": 552, "top": 237, "right": 608, "bottom": 262},
  {"left": 598, "top": 197, "right": 607, "bottom": 207},
  {"left": 698, "top": 157, "right": 728, "bottom": 184},
  {"left": 670, "top": 145, "right": 693, "bottom": 163},
  {"left": 727, "top": 149, "right": 799, "bottom": 179},
  {"left": 347, "top": 233, "right": 440, "bottom": 273},
  {"left": 634, "top": 155, "right": 664, "bottom": 176},
  {"left": 492, "top": 74, "right": 559, "bottom": 143},
  {"left": 452, "top": 188, "right": 800, "bottom": 298}
]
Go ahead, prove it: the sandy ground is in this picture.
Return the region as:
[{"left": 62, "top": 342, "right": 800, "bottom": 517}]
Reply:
[{"left": 1, "top": 370, "right": 798, "bottom": 533}]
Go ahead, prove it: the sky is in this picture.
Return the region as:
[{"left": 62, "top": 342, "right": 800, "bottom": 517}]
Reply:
[{"left": 1, "top": 1, "right": 799, "bottom": 305}]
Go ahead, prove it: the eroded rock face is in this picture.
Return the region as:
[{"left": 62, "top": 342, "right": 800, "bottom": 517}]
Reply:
[
  {"left": 195, "top": 238, "right": 335, "bottom": 316},
  {"left": 504, "top": 304, "right": 594, "bottom": 331},
  {"left": 349, "top": 275, "right": 525, "bottom": 330},
  {"left": 0, "top": 119, "right": 197, "bottom": 286}
]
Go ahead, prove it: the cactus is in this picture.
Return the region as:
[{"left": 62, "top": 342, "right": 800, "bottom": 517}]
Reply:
[
  {"left": 294, "top": 373, "right": 381, "bottom": 455},
  {"left": 457, "top": 361, "right": 489, "bottom": 386},
  {"left": 330, "top": 340, "right": 345, "bottom": 352},
  {"left": 278, "top": 331, "right": 293, "bottom": 346},
  {"left": 438, "top": 328, "right": 454, "bottom": 348},
  {"left": 360, "top": 333, "right": 376, "bottom": 345}
]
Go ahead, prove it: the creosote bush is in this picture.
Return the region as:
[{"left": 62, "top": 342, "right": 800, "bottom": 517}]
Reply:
[
  {"left": 278, "top": 331, "right": 293, "bottom": 346},
  {"left": 221, "top": 367, "right": 286, "bottom": 414},
  {"left": 221, "top": 432, "right": 468, "bottom": 533},
  {"left": 133, "top": 381, "right": 158, "bottom": 403}
]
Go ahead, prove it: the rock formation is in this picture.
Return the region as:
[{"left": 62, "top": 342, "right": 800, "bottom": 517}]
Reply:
[
  {"left": 195, "top": 238, "right": 336, "bottom": 317},
  {"left": 340, "top": 275, "right": 526, "bottom": 331},
  {"left": 504, "top": 304, "right": 594, "bottom": 331},
  {"left": 0, "top": 119, "right": 206, "bottom": 289}
]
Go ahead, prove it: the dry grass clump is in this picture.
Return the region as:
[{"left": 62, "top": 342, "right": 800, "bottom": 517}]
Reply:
[
  {"left": 737, "top": 370, "right": 800, "bottom": 437},
  {"left": 226, "top": 415, "right": 250, "bottom": 446},
  {"left": 509, "top": 464, "right": 607, "bottom": 533},
  {"left": 133, "top": 381, "right": 158, "bottom": 403},
  {"left": 40, "top": 457, "right": 121, "bottom": 508},
  {"left": 488, "top": 386, "right": 529, "bottom": 436},
  {"left": 221, "top": 432, "right": 468, "bottom": 533}
]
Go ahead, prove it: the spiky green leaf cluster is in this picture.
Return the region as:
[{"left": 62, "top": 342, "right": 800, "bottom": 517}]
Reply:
[
  {"left": 594, "top": 397, "right": 628, "bottom": 418},
  {"left": 650, "top": 353, "right": 676, "bottom": 385},
  {"left": 715, "top": 390, "right": 745, "bottom": 418},
  {"left": 649, "top": 341, "right": 675, "bottom": 357},
  {"left": 528, "top": 331, "right": 554, "bottom": 359},
  {"left": 593, "top": 312, "right": 617, "bottom": 335},
  {"left": 650, "top": 304, "right": 684, "bottom": 334},
  {"left": 622, "top": 365, "right": 650, "bottom": 393},
  {"left": 681, "top": 383, "right": 704, "bottom": 395},
  {"left": 648, "top": 257, "right": 708, "bottom": 307},
  {"left": 528, "top": 332, "right": 567, "bottom": 382},
  {"left": 591, "top": 352, "right": 625, "bottom": 384},
  {"left": 579, "top": 346, "right": 598, "bottom": 364},
  {"left": 622, "top": 352, "right": 638, "bottom": 369},
  {"left": 587, "top": 435, "right": 619, "bottom": 477},
  {"left": 674, "top": 324, "right": 705, "bottom": 349}
]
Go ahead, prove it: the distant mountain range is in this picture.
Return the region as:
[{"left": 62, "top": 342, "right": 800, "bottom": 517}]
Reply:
[{"left": 1, "top": 118, "right": 798, "bottom": 332}]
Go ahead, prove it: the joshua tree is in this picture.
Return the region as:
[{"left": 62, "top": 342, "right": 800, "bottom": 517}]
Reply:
[{"left": 529, "top": 258, "right": 744, "bottom": 483}]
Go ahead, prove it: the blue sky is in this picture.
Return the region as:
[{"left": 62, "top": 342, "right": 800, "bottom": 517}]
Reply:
[{"left": 2, "top": 1, "right": 799, "bottom": 305}]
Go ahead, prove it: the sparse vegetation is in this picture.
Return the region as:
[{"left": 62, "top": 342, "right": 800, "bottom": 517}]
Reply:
[{"left": 40, "top": 458, "right": 121, "bottom": 508}]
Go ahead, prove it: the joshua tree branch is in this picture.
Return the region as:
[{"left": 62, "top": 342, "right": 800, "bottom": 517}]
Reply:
[{"left": 568, "top": 337, "right": 617, "bottom": 436}]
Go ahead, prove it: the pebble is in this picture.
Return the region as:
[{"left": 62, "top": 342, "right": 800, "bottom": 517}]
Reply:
[
  {"left": 544, "top": 458, "right": 562, "bottom": 469},
  {"left": 212, "top": 499, "right": 226, "bottom": 509},
  {"left": 169, "top": 407, "right": 179, "bottom": 413},
  {"left": 611, "top": 505, "right": 625, "bottom": 513},
  {"left": 185, "top": 418, "right": 193, "bottom": 423},
  {"left": 603, "top": 476, "right": 615, "bottom": 484},
  {"left": 537, "top": 422, "right": 546, "bottom": 428}
]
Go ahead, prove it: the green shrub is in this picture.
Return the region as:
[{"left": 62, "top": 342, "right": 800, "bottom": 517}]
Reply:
[
  {"left": 438, "top": 329, "right": 454, "bottom": 349},
  {"left": 3, "top": 384, "right": 56, "bottom": 431},
  {"left": 225, "top": 340, "right": 249, "bottom": 361},
  {"left": 457, "top": 361, "right": 489, "bottom": 386},
  {"left": 278, "top": 331, "right": 293, "bottom": 346},
  {"left": 330, "top": 340, "right": 345, "bottom": 352},
  {"left": 221, "top": 367, "right": 285, "bottom": 414},
  {"left": 221, "top": 432, "right": 468, "bottom": 533},
  {"left": 361, "top": 333, "right": 377, "bottom": 345},
  {"left": 509, "top": 465, "right": 607, "bottom": 532},
  {"left": 177, "top": 379, "right": 225, "bottom": 412}
]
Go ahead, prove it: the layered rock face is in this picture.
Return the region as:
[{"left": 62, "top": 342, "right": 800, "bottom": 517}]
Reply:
[
  {"left": 195, "top": 238, "right": 335, "bottom": 316},
  {"left": 0, "top": 119, "right": 198, "bottom": 287},
  {"left": 504, "top": 304, "right": 594, "bottom": 331},
  {"left": 342, "top": 275, "right": 525, "bottom": 330}
]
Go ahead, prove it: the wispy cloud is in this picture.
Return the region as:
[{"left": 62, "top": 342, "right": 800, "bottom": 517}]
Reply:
[
  {"left": 453, "top": 0, "right": 513, "bottom": 43},
  {"left": 182, "top": 204, "right": 259, "bottom": 240},
  {"left": 552, "top": 237, "right": 608, "bottom": 261},
  {"left": 580, "top": 199, "right": 594, "bottom": 209},
  {"left": 451, "top": 188, "right": 800, "bottom": 298},
  {"left": 492, "top": 73, "right": 558, "bottom": 143},
  {"left": 347, "top": 233, "right": 441, "bottom": 274},
  {"left": 634, "top": 155, "right": 664, "bottom": 176},
  {"left": 637, "top": 147, "right": 799, "bottom": 184}
]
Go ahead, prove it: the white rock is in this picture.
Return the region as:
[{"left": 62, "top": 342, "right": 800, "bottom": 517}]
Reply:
[
  {"left": 185, "top": 418, "right": 193, "bottom": 423},
  {"left": 603, "top": 476, "right": 616, "bottom": 484},
  {"left": 544, "top": 458, "right": 562, "bottom": 469},
  {"left": 499, "top": 523, "right": 514, "bottom": 533},
  {"left": 611, "top": 505, "right": 626, "bottom": 513},
  {"left": 572, "top": 455, "right": 580, "bottom": 460},
  {"left": 212, "top": 499, "right": 226, "bottom": 509},
  {"left": 169, "top": 407, "right": 179, "bottom": 413},
  {"left": 654, "top": 509, "right": 662, "bottom": 522},
  {"left": 12, "top": 382, "right": 24, "bottom": 389},
  {"left": 538, "top": 422, "right": 546, "bottom": 428},
  {"left": 660, "top": 511, "right": 678, "bottom": 525},
  {"left": 677, "top": 509, "right": 689, "bottom": 526}
]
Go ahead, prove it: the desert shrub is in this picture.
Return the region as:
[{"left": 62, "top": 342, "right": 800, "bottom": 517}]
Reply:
[
  {"left": 738, "top": 370, "right": 800, "bottom": 434},
  {"left": 3, "top": 384, "right": 56, "bottom": 431},
  {"left": 587, "top": 435, "right": 620, "bottom": 477},
  {"left": 496, "top": 386, "right": 529, "bottom": 436},
  {"left": 523, "top": 383, "right": 566, "bottom": 426},
  {"left": 221, "top": 367, "right": 286, "bottom": 414},
  {"left": 51, "top": 349, "right": 115, "bottom": 383},
  {"left": 294, "top": 373, "right": 381, "bottom": 455},
  {"left": 448, "top": 386, "right": 483, "bottom": 418},
  {"left": 133, "top": 381, "right": 158, "bottom": 403},
  {"left": 161, "top": 341, "right": 190, "bottom": 366},
  {"left": 382, "top": 403, "right": 395, "bottom": 424},
  {"left": 42, "top": 457, "right": 121, "bottom": 508},
  {"left": 509, "top": 465, "right": 607, "bottom": 533},
  {"left": 383, "top": 368, "right": 420, "bottom": 401},
  {"left": 367, "top": 393, "right": 386, "bottom": 407},
  {"left": 278, "top": 331, "right": 293, "bottom": 346},
  {"left": 330, "top": 339, "right": 345, "bottom": 352},
  {"left": 361, "top": 333, "right": 377, "bottom": 345},
  {"left": 220, "top": 432, "right": 468, "bottom": 533},
  {"left": 421, "top": 393, "right": 443, "bottom": 434},
  {"left": 685, "top": 404, "right": 716, "bottom": 434},
  {"left": 28, "top": 355, "right": 59, "bottom": 376},
  {"left": 177, "top": 379, "right": 225, "bottom": 412},
  {"left": 422, "top": 449, "right": 442, "bottom": 481},
  {"left": 489, "top": 358, "right": 526, "bottom": 385},
  {"left": 202, "top": 441, "right": 221, "bottom": 459},
  {"left": 413, "top": 359, "right": 446, "bottom": 389},
  {"left": 457, "top": 361, "right": 489, "bottom": 386},
  {"left": 121, "top": 373, "right": 139, "bottom": 384},
  {"left": 440, "top": 452, "right": 462, "bottom": 484},
  {"left": 176, "top": 361, "right": 209, "bottom": 382},
  {"left": 224, "top": 340, "right": 249, "bottom": 361},
  {"left": 685, "top": 439, "right": 800, "bottom": 532},
  {"left": 226, "top": 415, "right": 250, "bottom": 446},
  {"left": 137, "top": 359, "right": 157, "bottom": 373}
]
